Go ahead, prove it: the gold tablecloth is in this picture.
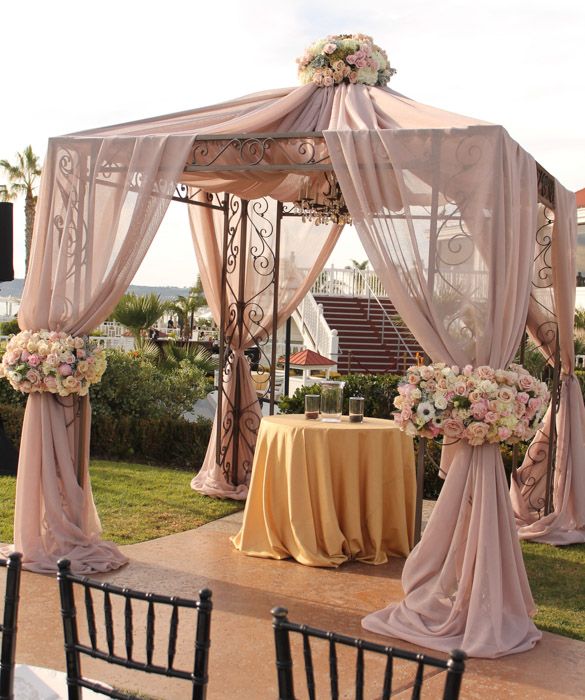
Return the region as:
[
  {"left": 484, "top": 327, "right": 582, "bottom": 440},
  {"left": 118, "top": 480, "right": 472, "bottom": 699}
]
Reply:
[{"left": 232, "top": 414, "right": 416, "bottom": 567}]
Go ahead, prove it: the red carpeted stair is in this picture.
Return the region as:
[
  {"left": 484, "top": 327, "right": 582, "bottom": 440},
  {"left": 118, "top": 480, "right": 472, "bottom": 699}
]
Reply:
[{"left": 313, "top": 295, "right": 423, "bottom": 375}]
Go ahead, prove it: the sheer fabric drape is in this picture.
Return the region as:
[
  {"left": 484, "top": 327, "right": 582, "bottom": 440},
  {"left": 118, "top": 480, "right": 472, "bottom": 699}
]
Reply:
[
  {"left": 511, "top": 185, "right": 585, "bottom": 544},
  {"left": 7, "top": 134, "right": 192, "bottom": 572},
  {"left": 188, "top": 192, "right": 341, "bottom": 498},
  {"left": 325, "top": 126, "right": 542, "bottom": 657}
]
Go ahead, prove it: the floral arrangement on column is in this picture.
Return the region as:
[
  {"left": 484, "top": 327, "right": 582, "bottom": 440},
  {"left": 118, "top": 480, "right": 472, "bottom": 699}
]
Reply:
[
  {"left": 297, "top": 33, "right": 396, "bottom": 87},
  {"left": 393, "top": 363, "right": 549, "bottom": 446},
  {"left": 0, "top": 330, "right": 107, "bottom": 396}
]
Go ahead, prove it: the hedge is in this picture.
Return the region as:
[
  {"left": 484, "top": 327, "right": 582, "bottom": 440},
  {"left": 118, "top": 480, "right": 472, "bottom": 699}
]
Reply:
[{"left": 0, "top": 403, "right": 211, "bottom": 470}]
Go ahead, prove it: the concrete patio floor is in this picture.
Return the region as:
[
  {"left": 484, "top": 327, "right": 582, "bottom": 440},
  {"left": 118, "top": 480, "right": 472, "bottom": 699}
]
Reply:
[{"left": 4, "top": 507, "right": 585, "bottom": 699}]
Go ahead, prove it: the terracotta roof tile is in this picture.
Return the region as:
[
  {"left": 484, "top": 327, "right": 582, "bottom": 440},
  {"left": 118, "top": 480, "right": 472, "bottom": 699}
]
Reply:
[{"left": 288, "top": 349, "right": 336, "bottom": 366}]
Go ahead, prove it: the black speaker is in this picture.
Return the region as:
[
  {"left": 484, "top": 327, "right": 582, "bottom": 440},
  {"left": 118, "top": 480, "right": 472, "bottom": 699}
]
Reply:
[{"left": 0, "top": 202, "right": 14, "bottom": 282}]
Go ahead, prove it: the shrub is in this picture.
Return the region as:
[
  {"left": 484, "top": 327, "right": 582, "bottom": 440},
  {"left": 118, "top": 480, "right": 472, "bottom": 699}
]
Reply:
[
  {"left": 0, "top": 404, "right": 211, "bottom": 470},
  {"left": 278, "top": 373, "right": 402, "bottom": 418},
  {"left": 90, "top": 349, "right": 210, "bottom": 420},
  {"left": 0, "top": 319, "right": 19, "bottom": 336}
]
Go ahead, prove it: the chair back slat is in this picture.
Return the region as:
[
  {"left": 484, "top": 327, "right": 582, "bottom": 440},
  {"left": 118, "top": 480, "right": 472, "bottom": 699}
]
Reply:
[
  {"left": 0, "top": 552, "right": 22, "bottom": 700},
  {"left": 301, "top": 631, "right": 315, "bottom": 700},
  {"left": 411, "top": 657, "right": 424, "bottom": 700},
  {"left": 146, "top": 600, "right": 155, "bottom": 666},
  {"left": 84, "top": 587, "right": 97, "bottom": 650},
  {"left": 56, "top": 559, "right": 212, "bottom": 700},
  {"left": 103, "top": 590, "right": 114, "bottom": 655},
  {"left": 382, "top": 654, "right": 393, "bottom": 700},
  {"left": 355, "top": 644, "right": 364, "bottom": 700},
  {"left": 124, "top": 596, "right": 133, "bottom": 661},
  {"left": 328, "top": 636, "right": 338, "bottom": 700},
  {"left": 167, "top": 604, "right": 178, "bottom": 669},
  {"left": 271, "top": 607, "right": 466, "bottom": 700}
]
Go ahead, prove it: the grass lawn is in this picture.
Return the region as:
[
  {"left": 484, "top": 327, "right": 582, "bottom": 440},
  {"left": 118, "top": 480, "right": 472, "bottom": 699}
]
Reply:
[
  {"left": 0, "top": 460, "right": 243, "bottom": 546},
  {"left": 1, "top": 464, "right": 584, "bottom": 642},
  {"left": 522, "top": 540, "right": 585, "bottom": 641}
]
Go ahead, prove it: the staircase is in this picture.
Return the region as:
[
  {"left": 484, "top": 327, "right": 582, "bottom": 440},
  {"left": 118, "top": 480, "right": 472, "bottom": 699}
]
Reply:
[{"left": 312, "top": 295, "right": 423, "bottom": 374}]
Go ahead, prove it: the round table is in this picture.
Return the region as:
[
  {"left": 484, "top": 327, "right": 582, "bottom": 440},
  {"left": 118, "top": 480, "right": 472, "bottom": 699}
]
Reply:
[{"left": 232, "top": 414, "right": 416, "bottom": 567}]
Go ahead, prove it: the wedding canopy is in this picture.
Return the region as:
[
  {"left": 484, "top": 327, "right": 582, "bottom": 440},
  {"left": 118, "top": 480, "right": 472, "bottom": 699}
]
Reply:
[{"left": 8, "top": 41, "right": 584, "bottom": 659}]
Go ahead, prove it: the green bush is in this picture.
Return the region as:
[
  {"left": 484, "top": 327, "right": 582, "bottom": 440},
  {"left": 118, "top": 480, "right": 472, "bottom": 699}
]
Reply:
[
  {"left": 0, "top": 403, "right": 211, "bottom": 470},
  {"left": 278, "top": 373, "right": 402, "bottom": 418},
  {"left": 0, "top": 319, "right": 19, "bottom": 336},
  {"left": 90, "top": 349, "right": 210, "bottom": 420},
  {"left": 0, "top": 405, "right": 25, "bottom": 446},
  {"left": 0, "top": 347, "right": 214, "bottom": 470},
  {"left": 91, "top": 414, "right": 212, "bottom": 469}
]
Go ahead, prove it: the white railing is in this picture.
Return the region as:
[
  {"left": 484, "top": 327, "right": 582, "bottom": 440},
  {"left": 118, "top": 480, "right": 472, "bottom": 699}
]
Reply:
[
  {"left": 293, "top": 293, "right": 339, "bottom": 362},
  {"left": 90, "top": 336, "right": 135, "bottom": 351},
  {"left": 308, "top": 265, "right": 387, "bottom": 298},
  {"left": 0, "top": 296, "right": 20, "bottom": 319}
]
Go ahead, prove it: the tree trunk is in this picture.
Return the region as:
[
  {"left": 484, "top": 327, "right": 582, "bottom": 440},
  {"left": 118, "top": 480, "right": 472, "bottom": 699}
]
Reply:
[{"left": 24, "top": 190, "right": 37, "bottom": 275}]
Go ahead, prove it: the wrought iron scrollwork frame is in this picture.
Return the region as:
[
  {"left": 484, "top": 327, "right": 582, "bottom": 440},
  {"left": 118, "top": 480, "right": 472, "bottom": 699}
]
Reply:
[
  {"left": 170, "top": 133, "right": 557, "bottom": 491},
  {"left": 512, "top": 205, "right": 561, "bottom": 517}
]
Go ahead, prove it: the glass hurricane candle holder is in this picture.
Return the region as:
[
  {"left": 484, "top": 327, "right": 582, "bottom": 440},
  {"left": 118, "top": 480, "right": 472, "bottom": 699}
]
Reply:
[
  {"left": 349, "top": 396, "right": 365, "bottom": 423},
  {"left": 320, "top": 381, "right": 345, "bottom": 422},
  {"left": 304, "top": 394, "right": 320, "bottom": 420}
]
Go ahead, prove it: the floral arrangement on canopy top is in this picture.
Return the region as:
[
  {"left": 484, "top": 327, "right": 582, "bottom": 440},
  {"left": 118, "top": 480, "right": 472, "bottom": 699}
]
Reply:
[
  {"left": 297, "top": 33, "right": 396, "bottom": 87},
  {"left": 0, "top": 330, "right": 107, "bottom": 397},
  {"left": 393, "top": 363, "right": 549, "bottom": 447}
]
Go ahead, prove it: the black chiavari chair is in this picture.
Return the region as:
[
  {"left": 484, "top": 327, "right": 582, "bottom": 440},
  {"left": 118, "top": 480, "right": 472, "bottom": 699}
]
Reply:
[
  {"left": 272, "top": 607, "right": 466, "bottom": 700},
  {"left": 0, "top": 552, "right": 22, "bottom": 700},
  {"left": 57, "top": 558, "right": 212, "bottom": 700}
]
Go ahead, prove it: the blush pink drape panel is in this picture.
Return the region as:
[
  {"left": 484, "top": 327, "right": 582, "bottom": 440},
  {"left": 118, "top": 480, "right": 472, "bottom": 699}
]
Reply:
[
  {"left": 511, "top": 185, "right": 585, "bottom": 544},
  {"left": 188, "top": 193, "right": 341, "bottom": 498},
  {"left": 325, "top": 126, "right": 542, "bottom": 657},
  {"left": 9, "top": 135, "right": 192, "bottom": 573}
]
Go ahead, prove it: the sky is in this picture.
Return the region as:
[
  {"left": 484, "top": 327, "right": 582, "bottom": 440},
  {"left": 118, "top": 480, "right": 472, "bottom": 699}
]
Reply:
[{"left": 1, "top": 0, "right": 584, "bottom": 286}]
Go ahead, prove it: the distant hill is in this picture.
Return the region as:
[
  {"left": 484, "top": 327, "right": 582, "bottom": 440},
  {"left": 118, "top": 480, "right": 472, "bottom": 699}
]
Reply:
[{"left": 0, "top": 279, "right": 190, "bottom": 300}]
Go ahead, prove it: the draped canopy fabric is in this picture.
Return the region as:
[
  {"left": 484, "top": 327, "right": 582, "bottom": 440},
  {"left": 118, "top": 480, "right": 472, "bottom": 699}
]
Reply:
[{"left": 8, "top": 80, "right": 581, "bottom": 659}]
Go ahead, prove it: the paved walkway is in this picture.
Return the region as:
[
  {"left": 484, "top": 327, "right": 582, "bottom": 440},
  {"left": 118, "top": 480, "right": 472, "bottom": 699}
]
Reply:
[{"left": 4, "top": 508, "right": 584, "bottom": 699}]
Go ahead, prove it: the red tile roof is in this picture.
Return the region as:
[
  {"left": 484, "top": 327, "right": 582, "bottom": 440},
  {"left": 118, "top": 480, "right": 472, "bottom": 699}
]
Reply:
[
  {"left": 288, "top": 349, "right": 336, "bottom": 366},
  {"left": 576, "top": 188, "right": 585, "bottom": 208}
]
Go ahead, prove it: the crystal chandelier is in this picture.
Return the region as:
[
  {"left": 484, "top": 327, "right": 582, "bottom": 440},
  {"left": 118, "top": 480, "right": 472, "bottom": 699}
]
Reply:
[{"left": 294, "top": 172, "right": 352, "bottom": 226}]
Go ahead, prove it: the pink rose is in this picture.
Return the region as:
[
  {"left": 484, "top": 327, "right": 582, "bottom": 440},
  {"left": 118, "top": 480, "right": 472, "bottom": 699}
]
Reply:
[
  {"left": 517, "top": 392, "right": 529, "bottom": 404},
  {"left": 27, "top": 354, "right": 41, "bottom": 367},
  {"left": 44, "top": 376, "right": 58, "bottom": 392},
  {"left": 528, "top": 397, "right": 542, "bottom": 412},
  {"left": 484, "top": 411, "right": 499, "bottom": 424},
  {"left": 443, "top": 418, "right": 465, "bottom": 439},
  {"left": 25, "top": 369, "right": 41, "bottom": 384},
  {"left": 419, "top": 366, "right": 434, "bottom": 381},
  {"left": 514, "top": 403, "right": 526, "bottom": 418},
  {"left": 407, "top": 372, "right": 420, "bottom": 384},
  {"left": 322, "top": 76, "right": 334, "bottom": 87},
  {"left": 348, "top": 71, "right": 358, "bottom": 84},
  {"left": 498, "top": 387, "right": 515, "bottom": 403},
  {"left": 470, "top": 400, "right": 488, "bottom": 420},
  {"left": 497, "top": 426, "right": 512, "bottom": 441},
  {"left": 322, "top": 42, "right": 337, "bottom": 54},
  {"left": 58, "top": 363, "right": 73, "bottom": 377},
  {"left": 346, "top": 53, "right": 357, "bottom": 65},
  {"left": 454, "top": 381, "right": 467, "bottom": 396},
  {"left": 21, "top": 349, "right": 30, "bottom": 361},
  {"left": 476, "top": 366, "right": 495, "bottom": 380},
  {"left": 518, "top": 374, "right": 534, "bottom": 391},
  {"left": 400, "top": 408, "right": 412, "bottom": 422},
  {"left": 462, "top": 365, "right": 473, "bottom": 377},
  {"left": 466, "top": 422, "right": 489, "bottom": 446}
]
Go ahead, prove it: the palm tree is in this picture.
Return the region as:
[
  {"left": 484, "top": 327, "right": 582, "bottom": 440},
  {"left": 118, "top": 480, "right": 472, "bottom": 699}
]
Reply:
[
  {"left": 112, "top": 293, "right": 166, "bottom": 345},
  {"left": 167, "top": 279, "right": 207, "bottom": 340},
  {"left": 0, "top": 146, "right": 42, "bottom": 274}
]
